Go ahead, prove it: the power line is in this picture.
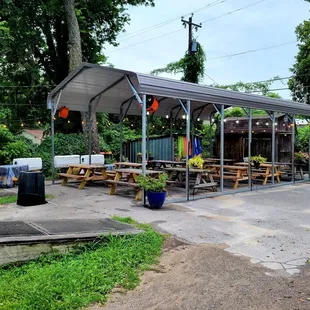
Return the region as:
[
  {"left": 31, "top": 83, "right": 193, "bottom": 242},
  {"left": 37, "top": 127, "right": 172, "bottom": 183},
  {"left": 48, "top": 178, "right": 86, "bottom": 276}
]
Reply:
[
  {"left": 207, "top": 41, "right": 297, "bottom": 60},
  {"left": 202, "top": 0, "right": 267, "bottom": 23},
  {"left": 117, "top": 0, "right": 227, "bottom": 41}
]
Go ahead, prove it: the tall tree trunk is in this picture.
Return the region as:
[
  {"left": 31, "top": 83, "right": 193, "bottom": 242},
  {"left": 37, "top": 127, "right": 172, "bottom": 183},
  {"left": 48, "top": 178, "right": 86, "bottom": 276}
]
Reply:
[{"left": 62, "top": 0, "right": 99, "bottom": 153}]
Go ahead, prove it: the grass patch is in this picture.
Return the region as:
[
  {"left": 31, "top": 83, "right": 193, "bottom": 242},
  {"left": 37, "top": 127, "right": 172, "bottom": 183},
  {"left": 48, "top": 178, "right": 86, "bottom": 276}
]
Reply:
[
  {"left": 0, "top": 217, "right": 164, "bottom": 309},
  {"left": 0, "top": 194, "right": 54, "bottom": 205},
  {"left": 0, "top": 195, "right": 17, "bottom": 204}
]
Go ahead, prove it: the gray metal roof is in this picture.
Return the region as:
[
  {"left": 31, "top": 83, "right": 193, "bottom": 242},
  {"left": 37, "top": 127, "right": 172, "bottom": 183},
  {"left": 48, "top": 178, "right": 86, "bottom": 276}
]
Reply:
[{"left": 47, "top": 62, "right": 310, "bottom": 118}]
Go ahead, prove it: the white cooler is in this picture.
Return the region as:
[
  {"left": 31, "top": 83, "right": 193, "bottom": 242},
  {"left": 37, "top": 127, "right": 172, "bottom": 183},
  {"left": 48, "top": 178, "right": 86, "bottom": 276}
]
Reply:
[
  {"left": 81, "top": 154, "right": 105, "bottom": 165},
  {"left": 13, "top": 158, "right": 42, "bottom": 171},
  {"left": 54, "top": 155, "right": 80, "bottom": 168}
]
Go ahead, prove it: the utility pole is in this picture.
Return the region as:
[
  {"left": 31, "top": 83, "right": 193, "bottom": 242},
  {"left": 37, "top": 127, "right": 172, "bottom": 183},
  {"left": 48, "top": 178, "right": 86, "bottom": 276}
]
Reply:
[{"left": 181, "top": 14, "right": 202, "bottom": 55}]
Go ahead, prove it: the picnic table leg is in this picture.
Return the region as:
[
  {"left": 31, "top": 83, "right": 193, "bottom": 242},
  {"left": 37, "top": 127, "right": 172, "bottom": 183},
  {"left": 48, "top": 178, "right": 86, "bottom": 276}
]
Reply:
[
  {"left": 263, "top": 167, "right": 270, "bottom": 185},
  {"left": 131, "top": 173, "right": 142, "bottom": 201},
  {"left": 78, "top": 168, "right": 92, "bottom": 190},
  {"left": 275, "top": 167, "right": 281, "bottom": 183},
  {"left": 100, "top": 168, "right": 108, "bottom": 180},
  {"left": 109, "top": 172, "right": 121, "bottom": 195},
  {"left": 208, "top": 174, "right": 217, "bottom": 192},
  {"left": 61, "top": 166, "right": 73, "bottom": 186},
  {"left": 233, "top": 170, "right": 241, "bottom": 190}
]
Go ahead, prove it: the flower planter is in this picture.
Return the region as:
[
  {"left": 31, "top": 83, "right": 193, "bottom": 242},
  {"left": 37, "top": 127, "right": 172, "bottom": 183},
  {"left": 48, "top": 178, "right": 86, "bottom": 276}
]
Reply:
[
  {"left": 253, "top": 161, "right": 260, "bottom": 169},
  {"left": 146, "top": 191, "right": 166, "bottom": 209}
]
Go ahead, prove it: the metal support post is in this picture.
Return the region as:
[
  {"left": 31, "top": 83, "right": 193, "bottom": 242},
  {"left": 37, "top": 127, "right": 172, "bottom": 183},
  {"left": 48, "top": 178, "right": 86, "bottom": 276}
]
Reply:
[
  {"left": 248, "top": 109, "right": 252, "bottom": 189},
  {"left": 220, "top": 105, "right": 225, "bottom": 192},
  {"left": 147, "top": 115, "right": 150, "bottom": 161},
  {"left": 88, "top": 104, "right": 92, "bottom": 164},
  {"left": 272, "top": 112, "right": 276, "bottom": 185},
  {"left": 292, "top": 115, "right": 295, "bottom": 183},
  {"left": 210, "top": 115, "right": 213, "bottom": 157},
  {"left": 142, "top": 95, "right": 147, "bottom": 205},
  {"left": 119, "top": 108, "right": 123, "bottom": 161},
  {"left": 191, "top": 117, "right": 195, "bottom": 155},
  {"left": 51, "top": 101, "right": 55, "bottom": 184},
  {"left": 308, "top": 128, "right": 310, "bottom": 180},
  {"left": 186, "top": 100, "right": 191, "bottom": 200},
  {"left": 170, "top": 113, "right": 173, "bottom": 160}
]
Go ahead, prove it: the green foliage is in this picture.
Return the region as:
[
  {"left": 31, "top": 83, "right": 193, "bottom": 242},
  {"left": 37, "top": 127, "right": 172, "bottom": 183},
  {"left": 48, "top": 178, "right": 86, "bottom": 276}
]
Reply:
[
  {"left": 250, "top": 155, "right": 267, "bottom": 164},
  {"left": 296, "top": 125, "right": 310, "bottom": 151},
  {"left": 138, "top": 173, "right": 168, "bottom": 192},
  {"left": 151, "top": 42, "right": 206, "bottom": 83},
  {"left": 189, "top": 156, "right": 204, "bottom": 169},
  {"left": 289, "top": 13, "right": 310, "bottom": 104},
  {"left": 0, "top": 230, "right": 164, "bottom": 309}
]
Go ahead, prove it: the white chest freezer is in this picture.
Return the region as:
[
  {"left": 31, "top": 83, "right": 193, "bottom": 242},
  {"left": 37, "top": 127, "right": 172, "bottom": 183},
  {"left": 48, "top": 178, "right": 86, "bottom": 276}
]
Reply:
[
  {"left": 54, "top": 155, "right": 80, "bottom": 168},
  {"left": 13, "top": 158, "right": 43, "bottom": 171},
  {"left": 80, "top": 154, "right": 104, "bottom": 165}
]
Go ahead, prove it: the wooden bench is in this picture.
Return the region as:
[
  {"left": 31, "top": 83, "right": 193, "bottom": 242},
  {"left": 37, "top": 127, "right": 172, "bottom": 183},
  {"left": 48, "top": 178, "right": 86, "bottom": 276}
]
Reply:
[
  {"left": 104, "top": 180, "right": 139, "bottom": 187},
  {"left": 58, "top": 173, "right": 84, "bottom": 180}
]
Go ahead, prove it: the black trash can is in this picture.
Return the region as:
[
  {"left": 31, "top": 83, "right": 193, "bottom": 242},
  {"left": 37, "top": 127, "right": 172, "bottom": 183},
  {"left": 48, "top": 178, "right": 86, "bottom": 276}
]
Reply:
[{"left": 17, "top": 171, "right": 46, "bottom": 206}]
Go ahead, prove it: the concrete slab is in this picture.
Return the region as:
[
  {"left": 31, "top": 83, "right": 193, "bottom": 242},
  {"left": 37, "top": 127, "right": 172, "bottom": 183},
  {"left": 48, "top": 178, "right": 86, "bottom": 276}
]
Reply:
[{"left": 1, "top": 182, "right": 310, "bottom": 275}]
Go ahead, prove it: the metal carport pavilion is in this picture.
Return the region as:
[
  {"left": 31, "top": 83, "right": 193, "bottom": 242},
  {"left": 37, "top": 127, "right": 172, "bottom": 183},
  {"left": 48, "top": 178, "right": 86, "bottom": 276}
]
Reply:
[{"left": 47, "top": 63, "right": 310, "bottom": 204}]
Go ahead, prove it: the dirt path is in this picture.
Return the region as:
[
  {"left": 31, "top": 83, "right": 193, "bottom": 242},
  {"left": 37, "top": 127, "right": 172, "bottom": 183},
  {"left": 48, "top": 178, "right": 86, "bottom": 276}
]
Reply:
[{"left": 90, "top": 239, "right": 310, "bottom": 310}]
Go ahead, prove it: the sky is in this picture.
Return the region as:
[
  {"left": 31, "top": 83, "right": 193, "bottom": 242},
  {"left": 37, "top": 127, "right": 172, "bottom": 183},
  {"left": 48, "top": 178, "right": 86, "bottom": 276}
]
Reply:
[{"left": 103, "top": 0, "right": 310, "bottom": 99}]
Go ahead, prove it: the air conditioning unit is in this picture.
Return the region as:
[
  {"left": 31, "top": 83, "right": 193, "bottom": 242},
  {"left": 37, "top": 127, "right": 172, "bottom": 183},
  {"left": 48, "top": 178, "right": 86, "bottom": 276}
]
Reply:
[
  {"left": 80, "top": 154, "right": 104, "bottom": 165},
  {"left": 13, "top": 158, "right": 43, "bottom": 171},
  {"left": 54, "top": 155, "right": 80, "bottom": 168}
]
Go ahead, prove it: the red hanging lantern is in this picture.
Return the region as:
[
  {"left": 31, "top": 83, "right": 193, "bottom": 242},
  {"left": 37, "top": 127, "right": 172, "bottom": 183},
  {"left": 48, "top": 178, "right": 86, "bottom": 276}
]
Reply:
[
  {"left": 147, "top": 96, "right": 159, "bottom": 113},
  {"left": 59, "top": 106, "right": 69, "bottom": 119}
]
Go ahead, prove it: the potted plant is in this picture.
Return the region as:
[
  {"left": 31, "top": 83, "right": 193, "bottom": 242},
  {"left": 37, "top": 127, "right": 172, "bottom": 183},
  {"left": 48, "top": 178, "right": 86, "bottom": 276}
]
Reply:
[
  {"left": 294, "top": 152, "right": 309, "bottom": 165},
  {"left": 189, "top": 156, "right": 204, "bottom": 169},
  {"left": 250, "top": 155, "right": 267, "bottom": 169},
  {"left": 138, "top": 173, "right": 168, "bottom": 209}
]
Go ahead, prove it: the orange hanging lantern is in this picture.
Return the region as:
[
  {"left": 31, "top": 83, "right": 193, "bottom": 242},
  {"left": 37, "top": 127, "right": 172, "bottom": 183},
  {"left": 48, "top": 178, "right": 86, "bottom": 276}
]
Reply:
[
  {"left": 145, "top": 95, "right": 159, "bottom": 114},
  {"left": 59, "top": 106, "right": 69, "bottom": 119}
]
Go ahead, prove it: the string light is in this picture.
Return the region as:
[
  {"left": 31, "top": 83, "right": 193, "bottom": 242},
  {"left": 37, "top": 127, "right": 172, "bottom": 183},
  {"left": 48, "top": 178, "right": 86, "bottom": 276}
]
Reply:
[
  {"left": 166, "top": 114, "right": 169, "bottom": 119},
  {"left": 252, "top": 130, "right": 254, "bottom": 133},
  {"left": 256, "top": 122, "right": 259, "bottom": 125},
  {"left": 266, "top": 122, "right": 269, "bottom": 126},
  {"left": 2, "top": 124, "right": 7, "bottom": 128},
  {"left": 197, "top": 117, "right": 200, "bottom": 121},
  {"left": 275, "top": 122, "right": 278, "bottom": 126},
  {"left": 20, "top": 123, "right": 24, "bottom": 127},
  {"left": 231, "top": 130, "right": 234, "bottom": 133},
  {"left": 236, "top": 118, "right": 239, "bottom": 124},
  {"left": 37, "top": 121, "right": 41, "bottom": 125},
  {"left": 96, "top": 121, "right": 98, "bottom": 125},
  {"left": 162, "top": 126, "right": 165, "bottom": 129},
  {"left": 53, "top": 117, "right": 56, "bottom": 120},
  {"left": 182, "top": 114, "right": 186, "bottom": 119},
  {"left": 82, "top": 121, "right": 85, "bottom": 125},
  {"left": 152, "top": 125, "right": 155, "bottom": 128},
  {"left": 212, "top": 118, "right": 215, "bottom": 122},
  {"left": 67, "top": 120, "right": 70, "bottom": 124},
  {"left": 146, "top": 111, "right": 150, "bottom": 115},
  {"left": 131, "top": 124, "right": 134, "bottom": 127},
  {"left": 224, "top": 119, "right": 227, "bottom": 122}
]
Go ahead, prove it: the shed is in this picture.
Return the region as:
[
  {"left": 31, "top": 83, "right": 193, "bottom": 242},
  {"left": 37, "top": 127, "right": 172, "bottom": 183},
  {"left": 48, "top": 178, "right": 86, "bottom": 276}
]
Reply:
[{"left": 215, "top": 115, "right": 294, "bottom": 162}]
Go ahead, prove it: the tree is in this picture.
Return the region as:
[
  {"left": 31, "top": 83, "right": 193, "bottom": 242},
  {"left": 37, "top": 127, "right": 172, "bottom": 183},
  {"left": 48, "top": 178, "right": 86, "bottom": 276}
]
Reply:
[
  {"left": 0, "top": 0, "right": 154, "bottom": 135},
  {"left": 289, "top": 12, "right": 310, "bottom": 104},
  {"left": 63, "top": 0, "right": 100, "bottom": 153},
  {"left": 151, "top": 42, "right": 206, "bottom": 83}
]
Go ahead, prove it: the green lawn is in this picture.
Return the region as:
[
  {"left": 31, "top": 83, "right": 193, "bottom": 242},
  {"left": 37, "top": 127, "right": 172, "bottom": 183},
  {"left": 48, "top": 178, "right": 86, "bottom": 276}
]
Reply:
[
  {"left": 0, "top": 194, "right": 54, "bottom": 205},
  {"left": 0, "top": 218, "right": 164, "bottom": 310}
]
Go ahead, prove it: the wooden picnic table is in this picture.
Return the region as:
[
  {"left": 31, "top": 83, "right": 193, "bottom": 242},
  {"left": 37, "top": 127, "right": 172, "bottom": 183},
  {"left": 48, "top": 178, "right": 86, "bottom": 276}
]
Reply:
[
  {"left": 114, "top": 162, "right": 142, "bottom": 168},
  {"left": 58, "top": 164, "right": 107, "bottom": 190},
  {"left": 148, "top": 160, "right": 185, "bottom": 170},
  {"left": 234, "top": 162, "right": 282, "bottom": 185},
  {"left": 164, "top": 167, "right": 217, "bottom": 194},
  {"left": 105, "top": 168, "right": 162, "bottom": 201},
  {"left": 206, "top": 164, "right": 249, "bottom": 190},
  {"left": 204, "top": 158, "right": 236, "bottom": 163}
]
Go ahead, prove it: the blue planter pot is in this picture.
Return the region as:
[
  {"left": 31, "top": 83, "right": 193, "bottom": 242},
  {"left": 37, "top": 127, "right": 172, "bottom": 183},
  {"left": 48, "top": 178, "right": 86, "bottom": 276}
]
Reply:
[{"left": 146, "top": 191, "right": 166, "bottom": 209}]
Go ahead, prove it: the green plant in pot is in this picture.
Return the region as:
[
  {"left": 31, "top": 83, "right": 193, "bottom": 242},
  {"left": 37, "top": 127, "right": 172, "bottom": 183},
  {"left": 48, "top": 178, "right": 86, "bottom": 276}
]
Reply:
[
  {"left": 189, "top": 156, "right": 204, "bottom": 169},
  {"left": 294, "top": 152, "right": 309, "bottom": 165},
  {"left": 250, "top": 155, "right": 267, "bottom": 169},
  {"left": 138, "top": 173, "right": 168, "bottom": 209}
]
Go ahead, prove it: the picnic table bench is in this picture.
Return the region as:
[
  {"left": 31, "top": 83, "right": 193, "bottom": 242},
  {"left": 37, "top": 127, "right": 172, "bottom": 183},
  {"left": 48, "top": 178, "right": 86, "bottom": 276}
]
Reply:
[
  {"left": 207, "top": 164, "right": 249, "bottom": 190},
  {"left": 164, "top": 167, "right": 217, "bottom": 194},
  {"left": 58, "top": 164, "right": 107, "bottom": 190},
  {"left": 105, "top": 168, "right": 162, "bottom": 201},
  {"left": 114, "top": 162, "right": 142, "bottom": 168}
]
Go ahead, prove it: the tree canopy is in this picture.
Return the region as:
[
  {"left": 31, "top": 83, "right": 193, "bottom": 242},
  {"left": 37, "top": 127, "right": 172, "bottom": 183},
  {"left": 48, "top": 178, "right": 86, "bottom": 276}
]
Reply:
[{"left": 289, "top": 1, "right": 310, "bottom": 104}]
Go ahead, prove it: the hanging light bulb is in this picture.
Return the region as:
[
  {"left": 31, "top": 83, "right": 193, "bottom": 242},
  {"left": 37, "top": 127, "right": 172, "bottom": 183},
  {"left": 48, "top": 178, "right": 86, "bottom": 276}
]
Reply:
[
  {"left": 153, "top": 125, "right": 155, "bottom": 128},
  {"left": 182, "top": 114, "right": 186, "bottom": 119},
  {"left": 224, "top": 119, "right": 227, "bottom": 122},
  {"left": 236, "top": 119, "right": 239, "bottom": 124},
  {"left": 82, "top": 121, "right": 85, "bottom": 125},
  {"left": 131, "top": 124, "right": 134, "bottom": 127},
  {"left": 96, "top": 121, "right": 98, "bottom": 125},
  {"left": 21, "top": 122, "right": 24, "bottom": 127},
  {"left": 2, "top": 124, "right": 7, "bottom": 128},
  {"left": 162, "top": 126, "right": 165, "bottom": 129},
  {"left": 197, "top": 117, "right": 200, "bottom": 122},
  {"left": 146, "top": 111, "right": 150, "bottom": 116},
  {"left": 212, "top": 118, "right": 215, "bottom": 122},
  {"left": 53, "top": 117, "right": 56, "bottom": 120},
  {"left": 68, "top": 120, "right": 71, "bottom": 124},
  {"left": 166, "top": 114, "right": 169, "bottom": 119},
  {"left": 231, "top": 130, "right": 234, "bottom": 133},
  {"left": 275, "top": 122, "right": 278, "bottom": 126},
  {"left": 37, "top": 120, "right": 41, "bottom": 125},
  {"left": 256, "top": 122, "right": 259, "bottom": 125},
  {"left": 266, "top": 122, "right": 269, "bottom": 126}
]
